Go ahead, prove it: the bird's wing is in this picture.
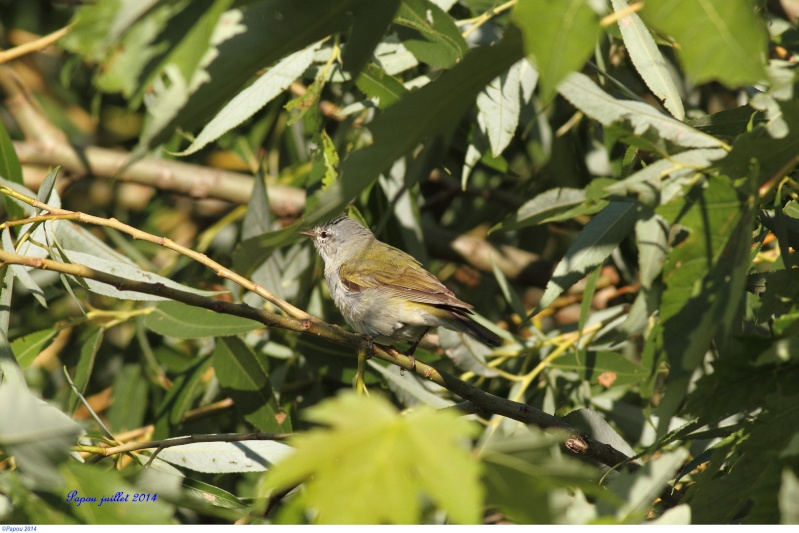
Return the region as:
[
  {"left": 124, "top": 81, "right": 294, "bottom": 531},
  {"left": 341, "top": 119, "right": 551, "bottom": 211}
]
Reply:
[{"left": 338, "top": 243, "right": 473, "bottom": 311}]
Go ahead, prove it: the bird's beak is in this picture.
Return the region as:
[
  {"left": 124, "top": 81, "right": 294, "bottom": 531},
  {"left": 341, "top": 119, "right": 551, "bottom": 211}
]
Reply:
[{"left": 299, "top": 229, "right": 316, "bottom": 239}]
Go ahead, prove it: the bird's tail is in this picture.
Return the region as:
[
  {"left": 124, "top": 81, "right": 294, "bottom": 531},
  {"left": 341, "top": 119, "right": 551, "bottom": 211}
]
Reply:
[{"left": 449, "top": 313, "right": 502, "bottom": 347}]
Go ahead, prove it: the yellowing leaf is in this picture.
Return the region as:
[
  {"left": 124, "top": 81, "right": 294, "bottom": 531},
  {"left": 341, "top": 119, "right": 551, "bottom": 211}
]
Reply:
[{"left": 264, "top": 392, "right": 481, "bottom": 524}]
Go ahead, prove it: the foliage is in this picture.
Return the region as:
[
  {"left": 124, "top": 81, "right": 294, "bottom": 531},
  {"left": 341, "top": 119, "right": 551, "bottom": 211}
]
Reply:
[{"left": 0, "top": 0, "right": 798, "bottom": 525}]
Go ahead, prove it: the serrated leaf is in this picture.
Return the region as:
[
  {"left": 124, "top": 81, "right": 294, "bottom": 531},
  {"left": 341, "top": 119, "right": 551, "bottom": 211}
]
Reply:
[
  {"left": 176, "top": 40, "right": 322, "bottom": 156},
  {"left": 558, "top": 72, "right": 724, "bottom": 149},
  {"left": 536, "top": 201, "right": 639, "bottom": 314},
  {"left": 144, "top": 301, "right": 262, "bottom": 339},
  {"left": 212, "top": 337, "right": 287, "bottom": 432},
  {"left": 264, "top": 392, "right": 482, "bottom": 524},
  {"left": 611, "top": 0, "right": 684, "bottom": 120},
  {"left": 477, "top": 59, "right": 522, "bottom": 157},
  {"left": 157, "top": 440, "right": 294, "bottom": 474},
  {"left": 10, "top": 328, "right": 58, "bottom": 370},
  {"left": 640, "top": 0, "right": 767, "bottom": 87},
  {"left": 513, "top": 0, "right": 601, "bottom": 103},
  {"left": 395, "top": 0, "right": 468, "bottom": 68}
]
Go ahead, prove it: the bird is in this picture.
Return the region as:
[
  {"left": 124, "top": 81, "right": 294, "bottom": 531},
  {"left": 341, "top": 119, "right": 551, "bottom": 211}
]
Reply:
[{"left": 300, "top": 215, "right": 502, "bottom": 354}]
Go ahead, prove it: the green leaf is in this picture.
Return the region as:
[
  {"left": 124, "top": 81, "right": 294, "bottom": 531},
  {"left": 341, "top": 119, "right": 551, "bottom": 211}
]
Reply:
[
  {"left": 552, "top": 350, "right": 646, "bottom": 388},
  {"left": 355, "top": 63, "right": 409, "bottom": 109},
  {"left": 10, "top": 328, "right": 58, "bottom": 370},
  {"left": 175, "top": 40, "right": 323, "bottom": 156},
  {"left": 135, "top": 0, "right": 239, "bottom": 152},
  {"left": 655, "top": 174, "right": 754, "bottom": 435},
  {"left": 3, "top": 229, "right": 47, "bottom": 309},
  {"left": 0, "top": 119, "right": 25, "bottom": 220},
  {"left": 536, "top": 201, "right": 640, "bottom": 314},
  {"left": 687, "top": 105, "right": 767, "bottom": 138},
  {"left": 721, "top": 100, "right": 799, "bottom": 189},
  {"left": 598, "top": 449, "right": 689, "bottom": 522},
  {"left": 343, "top": 0, "right": 402, "bottom": 75},
  {"left": 264, "top": 392, "right": 482, "bottom": 524},
  {"left": 493, "top": 187, "right": 590, "bottom": 232},
  {"left": 476, "top": 59, "right": 523, "bottom": 157},
  {"left": 611, "top": 0, "right": 684, "bottom": 119},
  {"left": 69, "top": 328, "right": 104, "bottom": 414},
  {"left": 157, "top": 440, "right": 294, "bottom": 474},
  {"left": 181, "top": 477, "right": 249, "bottom": 510},
  {"left": 107, "top": 363, "right": 149, "bottom": 432},
  {"left": 563, "top": 409, "right": 637, "bottom": 460},
  {"left": 212, "top": 336, "right": 288, "bottom": 432},
  {"left": 635, "top": 212, "right": 669, "bottom": 292},
  {"left": 602, "top": 148, "right": 727, "bottom": 202},
  {"left": 640, "top": 0, "right": 767, "bottom": 87},
  {"left": 0, "top": 381, "right": 82, "bottom": 488},
  {"left": 513, "top": 0, "right": 601, "bottom": 103},
  {"left": 688, "top": 392, "right": 799, "bottom": 523},
  {"left": 780, "top": 469, "right": 799, "bottom": 525},
  {"left": 366, "top": 359, "right": 455, "bottom": 409},
  {"left": 557, "top": 72, "right": 725, "bottom": 149},
  {"left": 54, "top": 248, "right": 222, "bottom": 301},
  {"left": 264, "top": 27, "right": 524, "bottom": 256},
  {"left": 481, "top": 431, "right": 602, "bottom": 523},
  {"left": 395, "top": 0, "right": 468, "bottom": 68},
  {"left": 143, "top": 301, "right": 262, "bottom": 338},
  {"left": 154, "top": 0, "right": 366, "bottom": 148},
  {"left": 152, "top": 356, "right": 212, "bottom": 439}
]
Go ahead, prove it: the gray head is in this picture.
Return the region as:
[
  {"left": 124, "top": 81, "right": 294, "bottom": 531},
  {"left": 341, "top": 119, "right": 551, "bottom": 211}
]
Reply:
[{"left": 300, "top": 215, "right": 374, "bottom": 265}]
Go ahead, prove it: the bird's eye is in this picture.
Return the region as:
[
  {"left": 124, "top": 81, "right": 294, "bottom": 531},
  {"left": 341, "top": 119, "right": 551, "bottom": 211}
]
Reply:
[{"left": 319, "top": 230, "right": 329, "bottom": 239}]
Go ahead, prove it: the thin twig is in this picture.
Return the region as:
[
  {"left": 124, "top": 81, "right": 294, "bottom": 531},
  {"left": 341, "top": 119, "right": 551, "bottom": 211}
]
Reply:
[
  {"left": 0, "top": 25, "right": 72, "bottom": 65},
  {"left": 77, "top": 432, "right": 291, "bottom": 457}
]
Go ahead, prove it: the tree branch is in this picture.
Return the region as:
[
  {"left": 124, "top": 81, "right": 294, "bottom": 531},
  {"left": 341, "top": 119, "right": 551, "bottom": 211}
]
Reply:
[{"left": 0, "top": 243, "right": 636, "bottom": 474}]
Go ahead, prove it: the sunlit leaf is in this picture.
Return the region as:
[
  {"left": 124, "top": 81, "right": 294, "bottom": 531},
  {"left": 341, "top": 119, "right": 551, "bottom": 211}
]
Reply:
[
  {"left": 144, "top": 301, "right": 262, "bottom": 338},
  {"left": 264, "top": 392, "right": 482, "bottom": 524}
]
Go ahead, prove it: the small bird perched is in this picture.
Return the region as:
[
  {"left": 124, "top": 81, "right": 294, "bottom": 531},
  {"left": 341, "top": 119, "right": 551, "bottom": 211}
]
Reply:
[{"left": 301, "top": 215, "right": 502, "bottom": 352}]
